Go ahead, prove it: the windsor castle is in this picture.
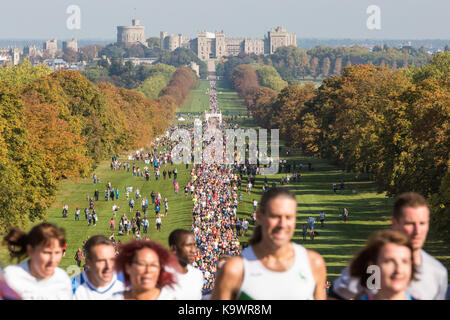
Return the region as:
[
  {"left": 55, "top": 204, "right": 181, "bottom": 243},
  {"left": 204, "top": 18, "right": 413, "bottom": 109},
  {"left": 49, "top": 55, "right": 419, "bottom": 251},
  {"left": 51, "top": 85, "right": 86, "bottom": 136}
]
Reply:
[{"left": 117, "top": 20, "right": 296, "bottom": 61}]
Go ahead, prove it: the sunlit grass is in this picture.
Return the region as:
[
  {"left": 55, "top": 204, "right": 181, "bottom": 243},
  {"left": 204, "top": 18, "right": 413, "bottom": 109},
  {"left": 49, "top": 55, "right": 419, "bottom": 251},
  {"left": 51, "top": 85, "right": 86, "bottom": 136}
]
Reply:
[{"left": 1, "top": 79, "right": 448, "bottom": 285}]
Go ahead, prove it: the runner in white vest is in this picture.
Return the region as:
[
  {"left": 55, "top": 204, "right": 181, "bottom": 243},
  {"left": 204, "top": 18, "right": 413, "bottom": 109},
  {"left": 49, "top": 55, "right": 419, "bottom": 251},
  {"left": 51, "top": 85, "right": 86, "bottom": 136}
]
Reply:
[
  {"left": 2, "top": 223, "right": 73, "bottom": 300},
  {"left": 167, "top": 229, "right": 204, "bottom": 300},
  {"left": 212, "top": 187, "right": 327, "bottom": 300}
]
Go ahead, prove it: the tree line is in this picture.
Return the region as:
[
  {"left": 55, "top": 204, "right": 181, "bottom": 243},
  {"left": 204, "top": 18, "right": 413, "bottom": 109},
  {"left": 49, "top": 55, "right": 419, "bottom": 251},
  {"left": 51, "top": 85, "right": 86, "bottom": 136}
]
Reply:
[
  {"left": 0, "top": 61, "right": 197, "bottom": 231},
  {"left": 217, "top": 45, "right": 434, "bottom": 84},
  {"left": 83, "top": 62, "right": 177, "bottom": 98},
  {"left": 83, "top": 48, "right": 206, "bottom": 91},
  {"left": 99, "top": 43, "right": 208, "bottom": 79},
  {"left": 229, "top": 53, "right": 450, "bottom": 241}
]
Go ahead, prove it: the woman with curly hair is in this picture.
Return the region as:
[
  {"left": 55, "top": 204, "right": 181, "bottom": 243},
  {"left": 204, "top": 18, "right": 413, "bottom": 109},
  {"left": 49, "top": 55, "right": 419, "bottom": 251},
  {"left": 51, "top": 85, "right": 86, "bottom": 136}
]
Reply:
[{"left": 112, "top": 240, "right": 178, "bottom": 300}]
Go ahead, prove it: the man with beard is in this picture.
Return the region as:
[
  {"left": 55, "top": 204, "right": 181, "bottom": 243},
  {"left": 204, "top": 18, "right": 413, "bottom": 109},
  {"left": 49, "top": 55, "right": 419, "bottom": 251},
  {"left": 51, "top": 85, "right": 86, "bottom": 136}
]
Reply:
[
  {"left": 72, "top": 235, "right": 125, "bottom": 299},
  {"left": 168, "top": 229, "right": 204, "bottom": 300}
]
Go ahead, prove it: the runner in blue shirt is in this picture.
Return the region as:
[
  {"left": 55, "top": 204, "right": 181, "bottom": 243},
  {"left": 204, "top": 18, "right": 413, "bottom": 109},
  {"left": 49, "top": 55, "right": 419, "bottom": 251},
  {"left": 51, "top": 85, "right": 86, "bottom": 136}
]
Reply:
[{"left": 72, "top": 235, "right": 125, "bottom": 300}]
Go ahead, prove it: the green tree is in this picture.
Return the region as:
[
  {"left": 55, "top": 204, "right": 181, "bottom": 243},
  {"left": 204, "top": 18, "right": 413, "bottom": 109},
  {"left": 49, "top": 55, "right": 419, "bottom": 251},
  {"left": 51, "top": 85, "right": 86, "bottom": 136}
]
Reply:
[
  {"left": 82, "top": 67, "right": 111, "bottom": 83},
  {"left": 254, "top": 65, "right": 288, "bottom": 91},
  {"left": 136, "top": 63, "right": 176, "bottom": 83},
  {"left": 125, "top": 44, "right": 146, "bottom": 58},
  {"left": 430, "top": 172, "right": 450, "bottom": 241},
  {"left": 97, "top": 58, "right": 110, "bottom": 69},
  {"left": 101, "top": 43, "right": 127, "bottom": 59},
  {"left": 147, "top": 37, "right": 161, "bottom": 50},
  {"left": 136, "top": 74, "right": 170, "bottom": 99},
  {"left": 411, "top": 52, "right": 450, "bottom": 86},
  {"left": 159, "top": 48, "right": 207, "bottom": 78},
  {"left": 0, "top": 59, "right": 51, "bottom": 87}
]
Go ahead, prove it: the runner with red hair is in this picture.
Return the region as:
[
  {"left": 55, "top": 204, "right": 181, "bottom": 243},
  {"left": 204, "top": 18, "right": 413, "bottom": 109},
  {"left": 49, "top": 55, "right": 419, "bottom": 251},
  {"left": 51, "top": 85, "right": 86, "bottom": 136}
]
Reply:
[{"left": 112, "top": 240, "right": 178, "bottom": 300}]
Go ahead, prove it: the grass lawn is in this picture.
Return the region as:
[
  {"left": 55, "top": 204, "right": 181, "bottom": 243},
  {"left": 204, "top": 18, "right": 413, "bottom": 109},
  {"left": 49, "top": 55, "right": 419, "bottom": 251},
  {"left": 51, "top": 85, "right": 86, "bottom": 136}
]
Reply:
[
  {"left": 216, "top": 81, "right": 249, "bottom": 116},
  {"left": 176, "top": 80, "right": 211, "bottom": 113},
  {"left": 1, "top": 79, "right": 448, "bottom": 285},
  {"left": 214, "top": 80, "right": 450, "bottom": 282}
]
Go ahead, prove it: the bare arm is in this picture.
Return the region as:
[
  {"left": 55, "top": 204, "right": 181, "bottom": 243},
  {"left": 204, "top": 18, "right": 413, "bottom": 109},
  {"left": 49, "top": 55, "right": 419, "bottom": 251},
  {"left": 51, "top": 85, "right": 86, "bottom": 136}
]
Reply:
[
  {"left": 307, "top": 249, "right": 327, "bottom": 300},
  {"left": 211, "top": 256, "right": 244, "bottom": 300}
]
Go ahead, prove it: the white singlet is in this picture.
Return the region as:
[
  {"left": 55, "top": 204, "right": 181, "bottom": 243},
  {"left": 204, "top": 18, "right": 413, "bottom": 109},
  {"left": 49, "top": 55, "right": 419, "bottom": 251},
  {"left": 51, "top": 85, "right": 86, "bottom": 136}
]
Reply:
[
  {"left": 237, "top": 243, "right": 316, "bottom": 300},
  {"left": 3, "top": 260, "right": 73, "bottom": 300},
  {"left": 166, "top": 264, "right": 204, "bottom": 300}
]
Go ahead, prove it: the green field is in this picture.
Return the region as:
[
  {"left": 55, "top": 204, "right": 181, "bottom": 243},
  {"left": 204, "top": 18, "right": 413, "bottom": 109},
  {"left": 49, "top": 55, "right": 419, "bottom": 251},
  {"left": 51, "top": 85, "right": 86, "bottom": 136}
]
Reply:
[
  {"left": 1, "top": 79, "right": 448, "bottom": 284},
  {"left": 216, "top": 82, "right": 249, "bottom": 116},
  {"left": 213, "top": 79, "right": 450, "bottom": 280},
  {"left": 176, "top": 80, "right": 211, "bottom": 113}
]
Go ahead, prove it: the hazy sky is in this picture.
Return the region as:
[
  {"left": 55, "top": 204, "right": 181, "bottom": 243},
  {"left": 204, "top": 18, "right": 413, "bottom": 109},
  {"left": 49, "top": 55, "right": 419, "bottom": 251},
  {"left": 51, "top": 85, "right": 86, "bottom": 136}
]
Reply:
[{"left": 1, "top": 0, "right": 449, "bottom": 40}]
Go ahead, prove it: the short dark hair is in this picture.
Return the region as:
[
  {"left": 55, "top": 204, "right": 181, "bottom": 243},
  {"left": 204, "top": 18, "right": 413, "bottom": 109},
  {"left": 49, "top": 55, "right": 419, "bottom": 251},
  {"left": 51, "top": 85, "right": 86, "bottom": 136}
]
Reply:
[
  {"left": 168, "top": 229, "right": 193, "bottom": 247},
  {"left": 84, "top": 235, "right": 113, "bottom": 260},
  {"left": 393, "top": 192, "right": 429, "bottom": 220}
]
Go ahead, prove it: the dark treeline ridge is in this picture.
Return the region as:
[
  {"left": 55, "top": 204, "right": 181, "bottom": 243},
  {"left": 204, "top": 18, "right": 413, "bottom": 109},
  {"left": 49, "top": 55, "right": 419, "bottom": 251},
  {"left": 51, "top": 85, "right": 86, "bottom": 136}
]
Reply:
[
  {"left": 217, "top": 45, "right": 440, "bottom": 84},
  {"left": 0, "top": 63, "right": 197, "bottom": 231},
  {"left": 229, "top": 53, "right": 450, "bottom": 241}
]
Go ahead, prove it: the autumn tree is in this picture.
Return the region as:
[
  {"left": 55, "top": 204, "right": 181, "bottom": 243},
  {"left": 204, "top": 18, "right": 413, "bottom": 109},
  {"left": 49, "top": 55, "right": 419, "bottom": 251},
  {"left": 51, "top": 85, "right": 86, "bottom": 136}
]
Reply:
[
  {"left": 23, "top": 102, "right": 92, "bottom": 179},
  {"left": 268, "top": 84, "right": 317, "bottom": 148},
  {"left": 321, "top": 57, "right": 331, "bottom": 78},
  {"left": 63, "top": 48, "right": 79, "bottom": 63},
  {"left": 309, "top": 57, "right": 319, "bottom": 79},
  {"left": 0, "top": 62, "right": 192, "bottom": 229},
  {"left": 333, "top": 57, "right": 342, "bottom": 75},
  {"left": 79, "top": 45, "right": 102, "bottom": 62},
  {"left": 159, "top": 66, "right": 196, "bottom": 107},
  {"left": 231, "top": 64, "right": 260, "bottom": 99},
  {"left": 246, "top": 87, "right": 277, "bottom": 127},
  {"left": 0, "top": 82, "right": 56, "bottom": 231},
  {"left": 298, "top": 53, "right": 310, "bottom": 80}
]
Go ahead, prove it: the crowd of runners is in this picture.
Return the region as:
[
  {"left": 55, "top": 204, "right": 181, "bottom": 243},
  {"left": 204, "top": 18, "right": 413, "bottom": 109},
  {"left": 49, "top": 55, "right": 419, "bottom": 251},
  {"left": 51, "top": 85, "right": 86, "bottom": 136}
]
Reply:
[
  {"left": 188, "top": 80, "right": 242, "bottom": 292},
  {"left": 0, "top": 78, "right": 448, "bottom": 300}
]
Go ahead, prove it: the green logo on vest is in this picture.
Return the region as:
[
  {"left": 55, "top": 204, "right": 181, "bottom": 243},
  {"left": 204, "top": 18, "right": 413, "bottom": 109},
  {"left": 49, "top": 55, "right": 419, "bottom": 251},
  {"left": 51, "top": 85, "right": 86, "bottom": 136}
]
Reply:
[{"left": 238, "top": 291, "right": 254, "bottom": 300}]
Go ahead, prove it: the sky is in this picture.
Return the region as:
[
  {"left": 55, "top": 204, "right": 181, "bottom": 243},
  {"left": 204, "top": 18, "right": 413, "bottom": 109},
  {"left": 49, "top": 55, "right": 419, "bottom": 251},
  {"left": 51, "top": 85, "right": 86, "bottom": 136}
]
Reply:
[{"left": 1, "top": 0, "right": 449, "bottom": 40}]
